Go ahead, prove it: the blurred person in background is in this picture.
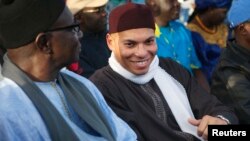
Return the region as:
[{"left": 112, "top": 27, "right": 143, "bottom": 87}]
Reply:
[
  {"left": 66, "top": 0, "right": 111, "bottom": 78},
  {"left": 145, "top": 0, "right": 210, "bottom": 92},
  {"left": 187, "top": 0, "right": 232, "bottom": 83},
  {"left": 211, "top": 0, "right": 250, "bottom": 124}
]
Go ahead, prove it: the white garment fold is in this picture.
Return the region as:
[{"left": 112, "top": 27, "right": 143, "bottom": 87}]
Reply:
[{"left": 109, "top": 53, "right": 204, "bottom": 140}]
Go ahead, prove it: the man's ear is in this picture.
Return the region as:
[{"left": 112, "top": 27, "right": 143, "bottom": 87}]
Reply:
[
  {"left": 35, "top": 33, "right": 52, "bottom": 54},
  {"left": 234, "top": 24, "right": 247, "bottom": 37},
  {"left": 74, "top": 13, "right": 82, "bottom": 21},
  {"left": 106, "top": 33, "right": 115, "bottom": 51}
]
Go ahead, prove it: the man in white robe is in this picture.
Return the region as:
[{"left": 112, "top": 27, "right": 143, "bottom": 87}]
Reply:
[{"left": 0, "top": 0, "right": 137, "bottom": 141}]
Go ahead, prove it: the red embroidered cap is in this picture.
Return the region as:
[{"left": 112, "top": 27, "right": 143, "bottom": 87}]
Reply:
[{"left": 108, "top": 2, "right": 155, "bottom": 33}]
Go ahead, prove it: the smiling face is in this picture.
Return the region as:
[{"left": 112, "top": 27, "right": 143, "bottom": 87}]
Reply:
[{"left": 107, "top": 28, "right": 157, "bottom": 75}]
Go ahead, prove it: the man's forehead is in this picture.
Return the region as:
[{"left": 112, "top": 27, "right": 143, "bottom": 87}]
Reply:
[
  {"left": 118, "top": 28, "right": 155, "bottom": 34},
  {"left": 113, "top": 28, "right": 155, "bottom": 40}
]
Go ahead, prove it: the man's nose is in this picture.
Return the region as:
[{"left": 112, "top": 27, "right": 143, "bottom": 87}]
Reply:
[{"left": 135, "top": 44, "right": 147, "bottom": 57}]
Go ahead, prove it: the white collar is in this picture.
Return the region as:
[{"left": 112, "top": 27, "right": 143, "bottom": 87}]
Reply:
[{"left": 109, "top": 53, "right": 203, "bottom": 140}]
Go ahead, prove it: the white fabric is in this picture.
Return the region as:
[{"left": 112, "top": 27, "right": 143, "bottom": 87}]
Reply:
[
  {"left": 109, "top": 53, "right": 204, "bottom": 140},
  {"left": 67, "top": 0, "right": 108, "bottom": 15}
]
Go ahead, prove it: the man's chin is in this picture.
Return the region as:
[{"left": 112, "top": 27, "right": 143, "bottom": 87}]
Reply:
[{"left": 132, "top": 69, "right": 149, "bottom": 76}]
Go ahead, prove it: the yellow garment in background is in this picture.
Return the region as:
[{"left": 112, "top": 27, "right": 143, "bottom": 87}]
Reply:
[{"left": 187, "top": 23, "right": 228, "bottom": 48}]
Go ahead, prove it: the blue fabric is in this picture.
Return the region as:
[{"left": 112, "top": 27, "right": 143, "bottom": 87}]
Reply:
[
  {"left": 156, "top": 21, "right": 201, "bottom": 73},
  {"left": 191, "top": 31, "right": 222, "bottom": 83},
  {"left": 34, "top": 81, "right": 102, "bottom": 137},
  {"left": 195, "top": 0, "right": 232, "bottom": 10},
  {"left": 227, "top": 0, "right": 250, "bottom": 28},
  {"left": 0, "top": 69, "right": 137, "bottom": 141}
]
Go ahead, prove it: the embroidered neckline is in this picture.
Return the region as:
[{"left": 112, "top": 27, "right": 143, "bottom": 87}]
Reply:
[
  {"left": 195, "top": 15, "right": 217, "bottom": 34},
  {"left": 50, "top": 80, "right": 72, "bottom": 120}
]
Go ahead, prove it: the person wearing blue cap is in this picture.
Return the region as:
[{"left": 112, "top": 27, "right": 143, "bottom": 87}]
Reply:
[
  {"left": 187, "top": 0, "right": 232, "bottom": 84},
  {"left": 211, "top": 0, "right": 250, "bottom": 124}
]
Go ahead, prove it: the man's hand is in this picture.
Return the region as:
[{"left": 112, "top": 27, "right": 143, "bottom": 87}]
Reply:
[{"left": 188, "top": 115, "right": 228, "bottom": 140}]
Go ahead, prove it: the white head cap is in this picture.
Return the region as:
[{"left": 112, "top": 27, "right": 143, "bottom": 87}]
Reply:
[{"left": 66, "top": 0, "right": 108, "bottom": 15}]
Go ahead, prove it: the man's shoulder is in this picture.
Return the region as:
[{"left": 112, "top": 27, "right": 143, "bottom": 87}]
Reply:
[
  {"left": 89, "top": 66, "right": 125, "bottom": 89},
  {"left": 218, "top": 44, "right": 246, "bottom": 68},
  {"left": 171, "top": 21, "right": 189, "bottom": 31},
  {"left": 90, "top": 66, "right": 110, "bottom": 79},
  {"left": 0, "top": 78, "right": 20, "bottom": 103},
  {"left": 159, "top": 57, "right": 191, "bottom": 81},
  {"left": 0, "top": 77, "right": 22, "bottom": 91},
  {"left": 159, "top": 57, "right": 184, "bottom": 70},
  {"left": 0, "top": 78, "right": 36, "bottom": 112}
]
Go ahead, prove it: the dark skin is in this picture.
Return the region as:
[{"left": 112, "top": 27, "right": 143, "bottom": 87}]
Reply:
[
  {"left": 6, "top": 7, "right": 81, "bottom": 82},
  {"left": 75, "top": 5, "right": 107, "bottom": 33},
  {"left": 189, "top": 7, "right": 228, "bottom": 31},
  {"left": 142, "top": 3, "right": 227, "bottom": 140},
  {"left": 235, "top": 22, "right": 250, "bottom": 51},
  {"left": 145, "top": 0, "right": 210, "bottom": 92},
  {"left": 145, "top": 0, "right": 161, "bottom": 17},
  {"left": 0, "top": 45, "right": 6, "bottom": 65},
  {"left": 145, "top": 0, "right": 180, "bottom": 26}
]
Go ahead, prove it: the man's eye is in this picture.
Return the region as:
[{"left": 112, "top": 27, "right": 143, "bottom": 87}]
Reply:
[
  {"left": 125, "top": 42, "right": 135, "bottom": 47},
  {"left": 145, "top": 39, "right": 155, "bottom": 45}
]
